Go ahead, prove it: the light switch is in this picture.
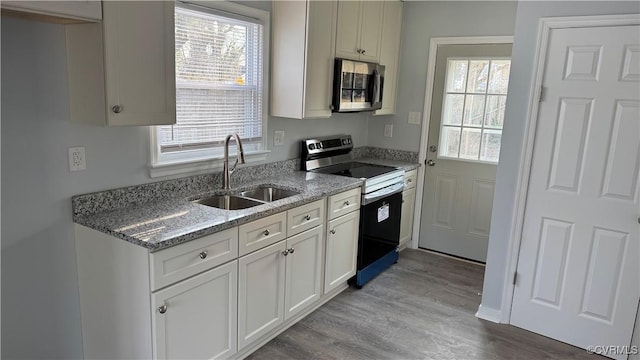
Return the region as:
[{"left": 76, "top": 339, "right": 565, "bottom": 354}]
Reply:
[
  {"left": 274, "top": 131, "right": 285, "bottom": 146},
  {"left": 408, "top": 112, "right": 421, "bottom": 125}
]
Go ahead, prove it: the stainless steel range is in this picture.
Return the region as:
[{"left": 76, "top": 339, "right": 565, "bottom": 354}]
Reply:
[{"left": 301, "top": 135, "right": 404, "bottom": 287}]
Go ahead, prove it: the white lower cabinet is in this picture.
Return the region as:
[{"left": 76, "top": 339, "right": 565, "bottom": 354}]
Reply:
[
  {"left": 238, "top": 225, "right": 325, "bottom": 350},
  {"left": 399, "top": 187, "right": 416, "bottom": 249},
  {"left": 238, "top": 241, "right": 287, "bottom": 349},
  {"left": 152, "top": 261, "right": 238, "bottom": 359},
  {"left": 324, "top": 209, "right": 360, "bottom": 293}
]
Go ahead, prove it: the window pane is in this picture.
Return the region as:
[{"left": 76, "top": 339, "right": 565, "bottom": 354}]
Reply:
[
  {"left": 463, "top": 95, "right": 485, "bottom": 127},
  {"left": 439, "top": 126, "right": 461, "bottom": 158},
  {"left": 481, "top": 130, "right": 502, "bottom": 162},
  {"left": 466, "top": 61, "right": 489, "bottom": 93},
  {"left": 488, "top": 60, "right": 511, "bottom": 94},
  {"left": 484, "top": 95, "right": 507, "bottom": 129},
  {"left": 446, "top": 60, "right": 468, "bottom": 93},
  {"left": 442, "top": 94, "right": 464, "bottom": 125},
  {"left": 459, "top": 128, "right": 482, "bottom": 160}
]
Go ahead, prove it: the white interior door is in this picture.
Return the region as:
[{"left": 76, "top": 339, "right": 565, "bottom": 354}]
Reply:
[
  {"left": 510, "top": 23, "right": 639, "bottom": 360},
  {"left": 419, "top": 44, "right": 512, "bottom": 262}
]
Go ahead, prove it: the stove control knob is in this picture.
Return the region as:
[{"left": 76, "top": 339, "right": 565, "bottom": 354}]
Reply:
[
  {"left": 316, "top": 142, "right": 323, "bottom": 149},
  {"left": 308, "top": 144, "right": 315, "bottom": 150},
  {"left": 342, "top": 139, "right": 348, "bottom": 145}
]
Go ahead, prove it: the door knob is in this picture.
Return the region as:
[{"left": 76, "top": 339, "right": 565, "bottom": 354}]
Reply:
[{"left": 427, "top": 160, "right": 436, "bottom": 166}]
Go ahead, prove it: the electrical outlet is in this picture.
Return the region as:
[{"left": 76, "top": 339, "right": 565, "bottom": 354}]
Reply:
[
  {"left": 384, "top": 124, "right": 393, "bottom": 138},
  {"left": 274, "top": 131, "right": 285, "bottom": 146},
  {"left": 408, "top": 112, "right": 422, "bottom": 125},
  {"left": 68, "top": 147, "right": 86, "bottom": 172}
]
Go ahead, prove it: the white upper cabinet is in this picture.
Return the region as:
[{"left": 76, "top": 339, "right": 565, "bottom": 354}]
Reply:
[
  {"left": 66, "top": 1, "right": 176, "bottom": 126},
  {"left": 271, "top": 1, "right": 337, "bottom": 119},
  {"left": 335, "top": 0, "right": 383, "bottom": 63},
  {"left": 1, "top": 1, "right": 102, "bottom": 22},
  {"left": 374, "top": 0, "right": 403, "bottom": 116}
]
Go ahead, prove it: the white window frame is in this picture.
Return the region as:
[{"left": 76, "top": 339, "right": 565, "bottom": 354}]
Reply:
[
  {"left": 437, "top": 56, "right": 511, "bottom": 165},
  {"left": 149, "top": 0, "right": 270, "bottom": 178}
]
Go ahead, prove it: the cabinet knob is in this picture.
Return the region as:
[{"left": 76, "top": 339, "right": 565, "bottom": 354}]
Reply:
[
  {"left": 356, "top": 48, "right": 361, "bottom": 54},
  {"left": 288, "top": 248, "right": 295, "bottom": 254},
  {"left": 361, "top": 49, "right": 366, "bottom": 55},
  {"left": 344, "top": 200, "right": 350, "bottom": 206},
  {"left": 199, "top": 250, "right": 208, "bottom": 260},
  {"left": 304, "top": 215, "right": 311, "bottom": 221},
  {"left": 263, "top": 229, "right": 270, "bottom": 236},
  {"left": 282, "top": 250, "right": 289, "bottom": 256},
  {"left": 158, "top": 304, "right": 167, "bottom": 314},
  {"left": 407, "top": 179, "right": 413, "bottom": 183},
  {"left": 111, "top": 105, "right": 123, "bottom": 114},
  {"left": 330, "top": 229, "right": 336, "bottom": 235}
]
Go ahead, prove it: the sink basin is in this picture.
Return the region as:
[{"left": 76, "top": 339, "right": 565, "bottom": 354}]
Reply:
[
  {"left": 193, "top": 195, "right": 264, "bottom": 210},
  {"left": 239, "top": 186, "right": 300, "bottom": 202}
]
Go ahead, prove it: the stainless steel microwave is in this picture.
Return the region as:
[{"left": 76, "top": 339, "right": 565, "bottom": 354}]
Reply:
[{"left": 332, "top": 58, "right": 385, "bottom": 113}]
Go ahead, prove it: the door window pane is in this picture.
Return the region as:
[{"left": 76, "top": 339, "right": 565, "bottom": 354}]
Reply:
[
  {"left": 446, "top": 60, "right": 468, "bottom": 93},
  {"left": 484, "top": 95, "right": 507, "bottom": 129},
  {"left": 439, "top": 126, "right": 461, "bottom": 158},
  {"left": 463, "top": 95, "right": 486, "bottom": 127},
  {"left": 442, "top": 94, "right": 464, "bottom": 125},
  {"left": 466, "top": 61, "right": 489, "bottom": 93},
  {"left": 460, "top": 128, "right": 482, "bottom": 160},
  {"left": 439, "top": 58, "right": 511, "bottom": 164}
]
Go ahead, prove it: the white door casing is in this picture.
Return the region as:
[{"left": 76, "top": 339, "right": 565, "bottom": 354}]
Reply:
[
  {"left": 419, "top": 44, "right": 512, "bottom": 262},
  {"left": 510, "top": 20, "right": 639, "bottom": 359}
]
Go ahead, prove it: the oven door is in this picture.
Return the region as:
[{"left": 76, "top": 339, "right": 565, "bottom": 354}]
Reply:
[{"left": 357, "top": 191, "right": 402, "bottom": 270}]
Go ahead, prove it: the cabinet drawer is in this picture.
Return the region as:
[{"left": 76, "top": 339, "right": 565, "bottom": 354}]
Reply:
[
  {"left": 404, "top": 169, "right": 417, "bottom": 190},
  {"left": 150, "top": 227, "right": 238, "bottom": 291},
  {"left": 239, "top": 212, "right": 287, "bottom": 256},
  {"left": 328, "top": 187, "right": 361, "bottom": 220},
  {"left": 287, "top": 199, "right": 326, "bottom": 237}
]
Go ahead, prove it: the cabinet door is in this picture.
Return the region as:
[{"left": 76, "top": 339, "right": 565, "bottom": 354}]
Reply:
[
  {"left": 238, "top": 241, "right": 287, "bottom": 350},
  {"left": 1, "top": 1, "right": 102, "bottom": 21},
  {"left": 357, "top": 1, "right": 383, "bottom": 63},
  {"left": 303, "top": 0, "right": 337, "bottom": 118},
  {"left": 399, "top": 187, "right": 416, "bottom": 249},
  {"left": 284, "top": 226, "right": 324, "bottom": 320},
  {"left": 335, "top": 1, "right": 361, "bottom": 60},
  {"left": 374, "top": 0, "right": 403, "bottom": 115},
  {"left": 324, "top": 210, "right": 360, "bottom": 293},
  {"left": 102, "top": 1, "right": 176, "bottom": 126},
  {"left": 152, "top": 261, "right": 238, "bottom": 359}
]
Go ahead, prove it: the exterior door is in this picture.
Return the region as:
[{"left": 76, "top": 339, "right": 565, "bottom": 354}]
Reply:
[
  {"left": 419, "top": 44, "right": 512, "bottom": 262},
  {"left": 510, "top": 23, "right": 639, "bottom": 359}
]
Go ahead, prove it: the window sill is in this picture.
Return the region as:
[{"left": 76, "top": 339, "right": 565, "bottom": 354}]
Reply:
[{"left": 149, "top": 150, "right": 271, "bottom": 178}]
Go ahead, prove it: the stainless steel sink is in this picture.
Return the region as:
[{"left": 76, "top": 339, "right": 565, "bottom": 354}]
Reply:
[
  {"left": 192, "top": 195, "right": 264, "bottom": 210},
  {"left": 239, "top": 186, "right": 300, "bottom": 202}
]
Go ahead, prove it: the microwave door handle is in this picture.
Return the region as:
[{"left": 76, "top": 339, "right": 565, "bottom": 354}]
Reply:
[{"left": 372, "top": 69, "right": 382, "bottom": 104}]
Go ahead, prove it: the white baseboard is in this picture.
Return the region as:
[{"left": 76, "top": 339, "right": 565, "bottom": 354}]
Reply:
[{"left": 475, "top": 305, "right": 503, "bottom": 323}]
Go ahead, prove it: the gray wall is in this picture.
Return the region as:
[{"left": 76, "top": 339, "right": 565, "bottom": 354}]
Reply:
[
  {"left": 480, "top": 0, "right": 640, "bottom": 325},
  {"left": 367, "top": 1, "right": 518, "bottom": 151},
  {"left": 0, "top": 12, "right": 368, "bottom": 360}
]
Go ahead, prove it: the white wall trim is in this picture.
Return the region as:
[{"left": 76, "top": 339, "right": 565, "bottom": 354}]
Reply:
[
  {"left": 475, "top": 305, "right": 502, "bottom": 323},
  {"left": 499, "top": 13, "right": 640, "bottom": 324},
  {"left": 411, "top": 35, "right": 513, "bottom": 251}
]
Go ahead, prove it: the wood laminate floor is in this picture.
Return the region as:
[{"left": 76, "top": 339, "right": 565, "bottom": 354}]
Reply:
[{"left": 247, "top": 249, "right": 602, "bottom": 360}]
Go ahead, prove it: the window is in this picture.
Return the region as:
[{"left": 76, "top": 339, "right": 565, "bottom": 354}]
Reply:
[
  {"left": 151, "top": 2, "right": 268, "bottom": 174},
  {"left": 439, "top": 58, "right": 511, "bottom": 163}
]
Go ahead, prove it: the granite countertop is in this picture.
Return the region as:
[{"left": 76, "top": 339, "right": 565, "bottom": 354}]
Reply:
[{"left": 74, "top": 171, "right": 363, "bottom": 252}]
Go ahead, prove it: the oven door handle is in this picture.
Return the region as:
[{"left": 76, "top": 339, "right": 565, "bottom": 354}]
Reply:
[{"left": 362, "top": 182, "right": 404, "bottom": 205}]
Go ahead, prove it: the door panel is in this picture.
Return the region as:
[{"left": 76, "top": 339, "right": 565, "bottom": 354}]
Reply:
[
  {"left": 510, "top": 24, "right": 639, "bottom": 359},
  {"left": 419, "top": 44, "right": 512, "bottom": 262}
]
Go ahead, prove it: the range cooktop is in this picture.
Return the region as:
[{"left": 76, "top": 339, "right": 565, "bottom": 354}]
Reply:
[{"left": 312, "top": 162, "right": 397, "bottom": 179}]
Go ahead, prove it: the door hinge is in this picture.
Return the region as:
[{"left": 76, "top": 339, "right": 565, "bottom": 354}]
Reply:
[
  {"left": 537, "top": 86, "right": 545, "bottom": 103},
  {"left": 512, "top": 272, "right": 518, "bottom": 285}
]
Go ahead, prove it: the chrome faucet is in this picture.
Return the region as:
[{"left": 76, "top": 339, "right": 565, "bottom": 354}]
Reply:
[{"left": 223, "top": 133, "right": 245, "bottom": 190}]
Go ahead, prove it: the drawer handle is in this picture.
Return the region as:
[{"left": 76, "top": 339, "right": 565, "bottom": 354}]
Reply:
[
  {"left": 344, "top": 200, "right": 350, "bottom": 206},
  {"left": 330, "top": 229, "right": 336, "bottom": 235},
  {"left": 199, "top": 250, "right": 208, "bottom": 260},
  {"left": 304, "top": 215, "right": 311, "bottom": 221},
  {"left": 158, "top": 304, "right": 167, "bottom": 314},
  {"left": 263, "top": 229, "right": 270, "bottom": 236},
  {"left": 282, "top": 250, "right": 289, "bottom": 256},
  {"left": 288, "top": 247, "right": 295, "bottom": 254}
]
